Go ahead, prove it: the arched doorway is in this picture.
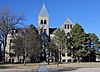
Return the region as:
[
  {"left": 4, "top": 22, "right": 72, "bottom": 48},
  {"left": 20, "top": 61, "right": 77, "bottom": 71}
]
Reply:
[{"left": 40, "top": 49, "right": 46, "bottom": 62}]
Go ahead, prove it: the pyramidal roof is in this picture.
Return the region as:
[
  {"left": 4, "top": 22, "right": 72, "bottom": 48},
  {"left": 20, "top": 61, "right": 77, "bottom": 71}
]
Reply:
[
  {"left": 65, "top": 18, "right": 73, "bottom": 24},
  {"left": 39, "top": 3, "right": 49, "bottom": 17}
]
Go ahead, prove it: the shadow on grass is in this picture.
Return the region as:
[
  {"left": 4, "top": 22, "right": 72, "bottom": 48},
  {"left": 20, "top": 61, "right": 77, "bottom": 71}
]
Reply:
[
  {"left": 0, "top": 66, "right": 16, "bottom": 69},
  {"left": 49, "top": 67, "right": 80, "bottom": 72}
]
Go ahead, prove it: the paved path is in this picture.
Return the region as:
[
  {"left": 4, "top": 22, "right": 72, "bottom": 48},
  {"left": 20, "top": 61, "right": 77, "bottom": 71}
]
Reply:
[
  {"left": 63, "top": 68, "right": 100, "bottom": 72},
  {"left": 37, "top": 62, "right": 48, "bottom": 72}
]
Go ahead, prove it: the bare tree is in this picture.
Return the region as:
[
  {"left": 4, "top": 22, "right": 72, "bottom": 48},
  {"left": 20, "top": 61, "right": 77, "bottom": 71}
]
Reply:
[
  {"left": 13, "top": 28, "right": 30, "bottom": 65},
  {"left": 0, "top": 7, "right": 24, "bottom": 63},
  {"left": 13, "top": 25, "right": 40, "bottom": 65}
]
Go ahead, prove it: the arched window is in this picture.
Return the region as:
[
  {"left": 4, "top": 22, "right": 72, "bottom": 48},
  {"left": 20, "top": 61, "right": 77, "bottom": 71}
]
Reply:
[
  {"left": 40, "top": 20, "right": 43, "bottom": 24},
  {"left": 65, "top": 24, "right": 66, "bottom": 29},
  {"left": 67, "top": 32, "right": 70, "bottom": 36},
  {"left": 70, "top": 25, "right": 72, "bottom": 29},
  {"left": 67, "top": 24, "right": 69, "bottom": 29},
  {"left": 44, "top": 20, "right": 47, "bottom": 24}
]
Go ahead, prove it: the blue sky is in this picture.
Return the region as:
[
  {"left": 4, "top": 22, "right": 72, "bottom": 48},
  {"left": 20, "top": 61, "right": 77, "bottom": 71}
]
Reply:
[{"left": 0, "top": 0, "right": 100, "bottom": 39}]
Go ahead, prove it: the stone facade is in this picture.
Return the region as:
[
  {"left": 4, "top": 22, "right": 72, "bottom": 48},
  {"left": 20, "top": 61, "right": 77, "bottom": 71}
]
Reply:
[
  {"left": 5, "top": 29, "right": 30, "bottom": 63},
  {"left": 5, "top": 30, "right": 17, "bottom": 63}
]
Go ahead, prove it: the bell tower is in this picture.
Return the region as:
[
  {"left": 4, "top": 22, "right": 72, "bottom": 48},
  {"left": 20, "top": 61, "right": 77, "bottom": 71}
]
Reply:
[
  {"left": 38, "top": 3, "right": 49, "bottom": 62},
  {"left": 38, "top": 3, "right": 49, "bottom": 36}
]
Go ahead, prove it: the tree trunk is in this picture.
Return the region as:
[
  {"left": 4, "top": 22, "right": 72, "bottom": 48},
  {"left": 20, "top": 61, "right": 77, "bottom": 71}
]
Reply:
[
  {"left": 77, "top": 56, "right": 80, "bottom": 62},
  {"left": 59, "top": 46, "right": 62, "bottom": 63},
  {"left": 57, "top": 48, "right": 59, "bottom": 66},
  {"left": 3, "top": 35, "right": 7, "bottom": 63},
  {"left": 17, "top": 55, "right": 19, "bottom": 63},
  {"left": 59, "top": 52, "right": 61, "bottom": 63},
  {"left": 23, "top": 57, "right": 26, "bottom": 65},
  {"left": 48, "top": 58, "right": 50, "bottom": 65},
  {"left": 23, "top": 52, "right": 26, "bottom": 65}
]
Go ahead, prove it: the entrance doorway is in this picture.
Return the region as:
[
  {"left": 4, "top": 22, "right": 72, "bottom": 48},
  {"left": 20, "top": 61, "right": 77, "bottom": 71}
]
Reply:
[{"left": 40, "top": 49, "right": 46, "bottom": 62}]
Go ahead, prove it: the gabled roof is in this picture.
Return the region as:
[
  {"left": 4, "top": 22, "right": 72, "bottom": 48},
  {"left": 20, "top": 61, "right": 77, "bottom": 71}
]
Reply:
[
  {"left": 65, "top": 18, "right": 73, "bottom": 24},
  {"left": 39, "top": 3, "right": 49, "bottom": 17},
  {"left": 60, "top": 18, "right": 74, "bottom": 29}
]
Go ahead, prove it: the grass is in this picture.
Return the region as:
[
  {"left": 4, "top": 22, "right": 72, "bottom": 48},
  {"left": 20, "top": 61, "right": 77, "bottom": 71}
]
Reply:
[
  {"left": 0, "top": 62, "right": 100, "bottom": 69},
  {"left": 0, "top": 63, "right": 39, "bottom": 69},
  {"left": 48, "top": 62, "right": 100, "bottom": 68},
  {"left": 47, "top": 62, "right": 100, "bottom": 72}
]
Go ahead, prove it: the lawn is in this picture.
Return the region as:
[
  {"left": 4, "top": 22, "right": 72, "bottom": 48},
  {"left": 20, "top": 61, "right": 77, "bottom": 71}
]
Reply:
[
  {"left": 48, "top": 62, "right": 100, "bottom": 72},
  {"left": 0, "top": 62, "right": 100, "bottom": 69},
  {"left": 47, "top": 62, "right": 100, "bottom": 69},
  {"left": 0, "top": 63, "right": 39, "bottom": 69}
]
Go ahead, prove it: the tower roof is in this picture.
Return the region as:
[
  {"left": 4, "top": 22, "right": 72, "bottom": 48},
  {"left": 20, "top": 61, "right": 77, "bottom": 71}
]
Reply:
[{"left": 39, "top": 3, "right": 49, "bottom": 17}]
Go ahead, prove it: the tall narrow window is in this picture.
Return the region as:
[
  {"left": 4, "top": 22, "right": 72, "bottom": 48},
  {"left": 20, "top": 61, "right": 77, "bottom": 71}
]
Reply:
[
  {"left": 10, "top": 39, "right": 12, "bottom": 43},
  {"left": 40, "top": 20, "right": 43, "bottom": 24},
  {"left": 62, "top": 53, "right": 65, "bottom": 57},
  {"left": 11, "top": 30, "right": 14, "bottom": 36},
  {"left": 70, "top": 25, "right": 72, "bottom": 29},
  {"left": 10, "top": 46, "right": 15, "bottom": 49},
  {"left": 65, "top": 24, "right": 66, "bottom": 29},
  {"left": 67, "top": 24, "right": 69, "bottom": 29},
  {"left": 44, "top": 29, "right": 46, "bottom": 32},
  {"left": 44, "top": 20, "right": 47, "bottom": 24},
  {"left": 11, "top": 30, "right": 14, "bottom": 38},
  {"left": 62, "top": 59, "right": 65, "bottom": 62}
]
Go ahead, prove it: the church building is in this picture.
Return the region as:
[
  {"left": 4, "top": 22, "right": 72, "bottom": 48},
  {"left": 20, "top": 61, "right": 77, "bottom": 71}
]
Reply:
[{"left": 5, "top": 3, "right": 74, "bottom": 63}]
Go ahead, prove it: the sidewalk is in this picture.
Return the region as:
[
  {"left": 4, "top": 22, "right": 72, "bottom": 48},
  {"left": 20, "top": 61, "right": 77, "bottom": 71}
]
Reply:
[{"left": 37, "top": 62, "right": 48, "bottom": 72}]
